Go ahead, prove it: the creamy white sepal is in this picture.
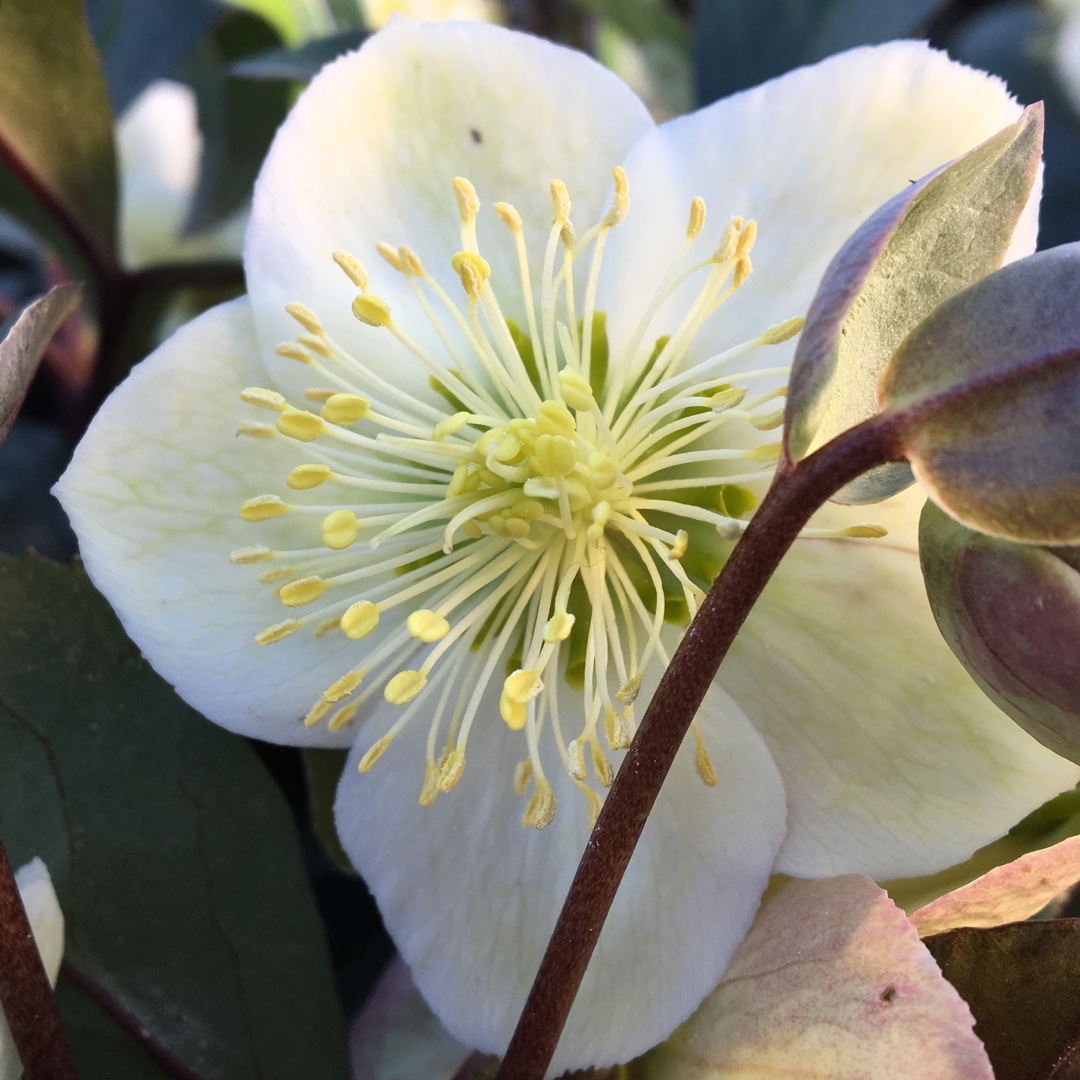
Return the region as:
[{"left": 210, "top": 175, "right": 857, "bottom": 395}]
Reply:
[
  {"left": 720, "top": 489, "right": 1080, "bottom": 880},
  {"left": 243, "top": 17, "right": 654, "bottom": 399},
  {"left": 598, "top": 40, "right": 1038, "bottom": 377},
  {"left": 334, "top": 678, "right": 786, "bottom": 1076},
  {"left": 0, "top": 858, "right": 63, "bottom": 1080},
  {"left": 54, "top": 299, "right": 359, "bottom": 747}
]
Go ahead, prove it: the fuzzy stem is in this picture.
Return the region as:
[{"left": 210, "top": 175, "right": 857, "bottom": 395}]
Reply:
[{"left": 497, "top": 414, "right": 903, "bottom": 1079}]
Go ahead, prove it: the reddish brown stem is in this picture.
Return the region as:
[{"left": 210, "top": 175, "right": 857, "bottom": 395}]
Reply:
[
  {"left": 496, "top": 414, "right": 904, "bottom": 1080},
  {"left": 0, "top": 838, "right": 77, "bottom": 1080}
]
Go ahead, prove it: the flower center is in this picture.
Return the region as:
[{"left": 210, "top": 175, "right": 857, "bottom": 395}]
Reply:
[{"left": 232, "top": 170, "right": 876, "bottom": 829}]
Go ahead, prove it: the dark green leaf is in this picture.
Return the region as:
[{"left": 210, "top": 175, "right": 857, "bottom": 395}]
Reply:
[
  {"left": 919, "top": 501, "right": 1080, "bottom": 765},
  {"left": 784, "top": 105, "right": 1041, "bottom": 503},
  {"left": 0, "top": 284, "right": 81, "bottom": 445},
  {"left": 231, "top": 29, "right": 369, "bottom": 82},
  {"left": 185, "top": 10, "right": 290, "bottom": 233},
  {"left": 924, "top": 920, "right": 1080, "bottom": 1080},
  {"left": 695, "top": 0, "right": 942, "bottom": 105},
  {"left": 0, "top": 555, "right": 349, "bottom": 1080},
  {"left": 0, "top": 0, "right": 118, "bottom": 271},
  {"left": 576, "top": 0, "right": 689, "bottom": 50},
  {"left": 87, "top": 0, "right": 221, "bottom": 114},
  {"left": 303, "top": 748, "right": 355, "bottom": 874},
  {"left": 883, "top": 244, "right": 1080, "bottom": 542}
]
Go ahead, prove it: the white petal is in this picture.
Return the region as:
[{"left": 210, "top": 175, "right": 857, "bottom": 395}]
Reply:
[
  {"left": 0, "top": 858, "right": 63, "bottom": 1080},
  {"left": 54, "top": 299, "right": 362, "bottom": 747},
  {"left": 643, "top": 876, "right": 993, "bottom": 1080},
  {"left": 334, "top": 676, "right": 785, "bottom": 1075},
  {"left": 718, "top": 490, "right": 1080, "bottom": 880},
  {"left": 599, "top": 41, "right": 1038, "bottom": 374},
  {"left": 244, "top": 18, "right": 654, "bottom": 397}
]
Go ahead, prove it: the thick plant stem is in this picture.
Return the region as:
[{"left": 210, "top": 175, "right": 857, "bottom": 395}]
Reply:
[
  {"left": 497, "top": 415, "right": 903, "bottom": 1080},
  {"left": 0, "top": 838, "right": 77, "bottom": 1080}
]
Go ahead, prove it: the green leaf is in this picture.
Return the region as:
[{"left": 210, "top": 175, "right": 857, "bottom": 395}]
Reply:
[
  {"left": 0, "top": 0, "right": 118, "bottom": 271},
  {"left": 924, "top": 921, "right": 1080, "bottom": 1080},
  {"left": 303, "top": 748, "right": 355, "bottom": 874},
  {"left": 0, "top": 555, "right": 349, "bottom": 1080},
  {"left": 0, "top": 284, "right": 81, "bottom": 445},
  {"left": 918, "top": 501, "right": 1080, "bottom": 766},
  {"left": 882, "top": 244, "right": 1080, "bottom": 542},
  {"left": 695, "top": 0, "right": 942, "bottom": 105},
  {"left": 185, "top": 10, "right": 291, "bottom": 233},
  {"left": 87, "top": 0, "right": 221, "bottom": 114},
  {"left": 575, "top": 0, "right": 689, "bottom": 50},
  {"left": 231, "top": 29, "right": 369, "bottom": 82},
  {"left": 784, "top": 105, "right": 1041, "bottom": 503}
]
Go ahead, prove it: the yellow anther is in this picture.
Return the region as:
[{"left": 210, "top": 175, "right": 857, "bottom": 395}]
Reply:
[
  {"left": 500, "top": 690, "right": 527, "bottom": 732},
  {"left": 451, "top": 250, "right": 491, "bottom": 299},
  {"left": 359, "top": 736, "right": 391, "bottom": 773},
  {"left": 321, "top": 393, "right": 370, "bottom": 425},
  {"left": 304, "top": 699, "right": 333, "bottom": 728},
  {"left": 534, "top": 433, "right": 577, "bottom": 477},
  {"left": 304, "top": 388, "right": 336, "bottom": 403},
  {"left": 550, "top": 179, "right": 570, "bottom": 224},
  {"left": 237, "top": 421, "right": 276, "bottom": 438},
  {"left": 536, "top": 398, "right": 576, "bottom": 437},
  {"left": 491, "top": 432, "right": 522, "bottom": 463},
  {"left": 419, "top": 763, "right": 440, "bottom": 807},
  {"left": 313, "top": 618, "right": 341, "bottom": 638},
  {"left": 687, "top": 196, "right": 706, "bottom": 240},
  {"left": 453, "top": 176, "right": 480, "bottom": 222},
  {"left": 736, "top": 219, "right": 758, "bottom": 260},
  {"left": 352, "top": 295, "right": 392, "bottom": 327},
  {"left": 439, "top": 748, "right": 466, "bottom": 792},
  {"left": 279, "top": 575, "right": 327, "bottom": 607},
  {"left": 240, "top": 495, "right": 288, "bottom": 522},
  {"left": 583, "top": 786, "right": 603, "bottom": 831},
  {"left": 332, "top": 249, "right": 368, "bottom": 290},
  {"left": 433, "top": 412, "right": 471, "bottom": 441},
  {"left": 591, "top": 740, "right": 613, "bottom": 787},
  {"left": 750, "top": 442, "right": 782, "bottom": 463},
  {"left": 606, "top": 708, "right": 633, "bottom": 751},
  {"left": 504, "top": 517, "right": 530, "bottom": 540},
  {"left": 287, "top": 464, "right": 331, "bottom": 490},
  {"left": 494, "top": 201, "right": 522, "bottom": 232},
  {"left": 229, "top": 545, "right": 274, "bottom": 564},
  {"left": 693, "top": 727, "right": 718, "bottom": 787},
  {"left": 328, "top": 702, "right": 359, "bottom": 732},
  {"left": 322, "top": 509, "right": 359, "bottom": 550},
  {"left": 617, "top": 675, "right": 641, "bottom": 706},
  {"left": 325, "top": 670, "right": 364, "bottom": 703},
  {"left": 259, "top": 567, "right": 293, "bottom": 585},
  {"left": 399, "top": 246, "right": 424, "bottom": 276},
  {"left": 603, "top": 166, "right": 629, "bottom": 228},
  {"left": 587, "top": 451, "right": 617, "bottom": 490},
  {"left": 241, "top": 387, "right": 287, "bottom": 412},
  {"left": 254, "top": 619, "right": 301, "bottom": 645},
  {"left": 711, "top": 386, "right": 746, "bottom": 411},
  {"left": 524, "top": 782, "right": 556, "bottom": 829},
  {"left": 461, "top": 520, "right": 483, "bottom": 539},
  {"left": 734, "top": 256, "right": 752, "bottom": 289},
  {"left": 567, "top": 739, "right": 586, "bottom": 781},
  {"left": 277, "top": 409, "right": 326, "bottom": 442},
  {"left": 558, "top": 369, "right": 595, "bottom": 412},
  {"left": 376, "top": 241, "right": 404, "bottom": 271},
  {"left": 544, "top": 610, "right": 575, "bottom": 642},
  {"left": 285, "top": 302, "right": 323, "bottom": 335},
  {"left": 560, "top": 221, "right": 576, "bottom": 248},
  {"left": 513, "top": 759, "right": 532, "bottom": 797},
  {"left": 714, "top": 219, "right": 740, "bottom": 264},
  {"left": 385, "top": 670, "right": 427, "bottom": 705},
  {"left": 511, "top": 498, "right": 544, "bottom": 521},
  {"left": 341, "top": 600, "right": 380, "bottom": 640},
  {"left": 505, "top": 668, "right": 543, "bottom": 703},
  {"left": 760, "top": 316, "right": 804, "bottom": 345},
  {"left": 750, "top": 407, "right": 785, "bottom": 431},
  {"left": 670, "top": 530, "right": 689, "bottom": 560},
  {"left": 298, "top": 333, "right": 331, "bottom": 357},
  {"left": 407, "top": 609, "right": 450, "bottom": 642},
  {"left": 275, "top": 343, "right": 313, "bottom": 364},
  {"left": 844, "top": 523, "right": 889, "bottom": 538}
]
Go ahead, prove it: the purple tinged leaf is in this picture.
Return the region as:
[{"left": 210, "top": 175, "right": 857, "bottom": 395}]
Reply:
[
  {"left": 785, "top": 105, "right": 1041, "bottom": 504},
  {"left": 0, "top": 284, "right": 81, "bottom": 445},
  {"left": 919, "top": 500, "right": 1080, "bottom": 764},
  {"left": 884, "top": 245, "right": 1080, "bottom": 543}
]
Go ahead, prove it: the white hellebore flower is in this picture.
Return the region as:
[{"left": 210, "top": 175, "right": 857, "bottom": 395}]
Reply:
[
  {"left": 0, "top": 859, "right": 63, "bottom": 1080},
  {"left": 56, "top": 20, "right": 1080, "bottom": 1074}
]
